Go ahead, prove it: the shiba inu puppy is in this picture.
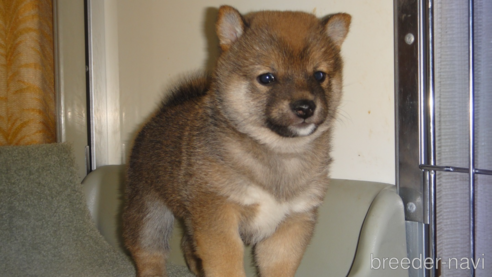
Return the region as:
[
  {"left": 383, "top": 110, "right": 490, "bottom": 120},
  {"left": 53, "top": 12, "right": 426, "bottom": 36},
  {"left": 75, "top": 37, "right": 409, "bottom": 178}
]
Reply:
[{"left": 122, "top": 5, "right": 351, "bottom": 277}]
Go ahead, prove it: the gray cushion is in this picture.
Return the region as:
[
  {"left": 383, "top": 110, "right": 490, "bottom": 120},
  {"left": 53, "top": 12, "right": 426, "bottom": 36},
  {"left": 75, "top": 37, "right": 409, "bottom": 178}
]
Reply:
[{"left": 0, "top": 144, "right": 135, "bottom": 277}]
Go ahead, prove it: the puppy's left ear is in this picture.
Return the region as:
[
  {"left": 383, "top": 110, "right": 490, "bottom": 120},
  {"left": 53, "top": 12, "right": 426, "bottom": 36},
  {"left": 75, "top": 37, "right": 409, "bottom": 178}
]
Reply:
[
  {"left": 322, "top": 13, "right": 351, "bottom": 48},
  {"left": 216, "top": 6, "right": 246, "bottom": 51}
]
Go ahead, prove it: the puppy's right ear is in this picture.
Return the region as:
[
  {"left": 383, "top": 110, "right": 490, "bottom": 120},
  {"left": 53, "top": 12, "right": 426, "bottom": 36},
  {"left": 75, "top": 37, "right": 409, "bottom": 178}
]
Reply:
[
  {"left": 322, "top": 13, "right": 351, "bottom": 48},
  {"left": 216, "top": 6, "right": 245, "bottom": 51}
]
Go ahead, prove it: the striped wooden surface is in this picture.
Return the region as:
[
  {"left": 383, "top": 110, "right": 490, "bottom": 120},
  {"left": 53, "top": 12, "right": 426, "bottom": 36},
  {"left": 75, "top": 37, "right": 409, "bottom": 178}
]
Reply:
[{"left": 0, "top": 0, "right": 55, "bottom": 145}]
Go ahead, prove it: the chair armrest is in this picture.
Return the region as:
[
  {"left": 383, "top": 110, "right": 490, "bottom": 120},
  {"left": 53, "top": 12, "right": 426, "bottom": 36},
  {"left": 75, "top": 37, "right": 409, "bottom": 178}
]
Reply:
[
  {"left": 294, "top": 180, "right": 407, "bottom": 277},
  {"left": 347, "top": 186, "right": 408, "bottom": 277},
  {"left": 82, "top": 165, "right": 126, "bottom": 252}
]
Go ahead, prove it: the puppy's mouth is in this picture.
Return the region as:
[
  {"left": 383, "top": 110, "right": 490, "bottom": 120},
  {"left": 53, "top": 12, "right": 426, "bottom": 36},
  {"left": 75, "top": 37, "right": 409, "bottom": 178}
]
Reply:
[
  {"left": 289, "top": 122, "right": 317, "bottom": 136},
  {"left": 266, "top": 120, "right": 318, "bottom": 138}
]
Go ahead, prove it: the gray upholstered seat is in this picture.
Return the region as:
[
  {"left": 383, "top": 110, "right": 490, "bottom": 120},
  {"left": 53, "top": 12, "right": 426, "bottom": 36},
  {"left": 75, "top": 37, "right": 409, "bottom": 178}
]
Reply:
[
  {"left": 84, "top": 165, "right": 408, "bottom": 277},
  {"left": 0, "top": 144, "right": 191, "bottom": 277}
]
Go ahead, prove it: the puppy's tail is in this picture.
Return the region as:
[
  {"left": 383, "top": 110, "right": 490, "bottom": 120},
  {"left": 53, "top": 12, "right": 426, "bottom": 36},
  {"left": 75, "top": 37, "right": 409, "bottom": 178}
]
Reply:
[
  {"left": 123, "top": 198, "right": 175, "bottom": 254},
  {"left": 160, "top": 72, "right": 211, "bottom": 110},
  {"left": 144, "top": 200, "right": 175, "bottom": 252}
]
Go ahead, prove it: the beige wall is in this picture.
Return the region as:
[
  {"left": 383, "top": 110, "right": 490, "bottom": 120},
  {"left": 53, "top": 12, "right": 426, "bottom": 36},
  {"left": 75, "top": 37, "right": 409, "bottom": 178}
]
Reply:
[
  {"left": 87, "top": 0, "right": 122, "bottom": 168},
  {"left": 98, "top": 0, "right": 395, "bottom": 184},
  {"left": 54, "top": 0, "right": 88, "bottom": 180}
]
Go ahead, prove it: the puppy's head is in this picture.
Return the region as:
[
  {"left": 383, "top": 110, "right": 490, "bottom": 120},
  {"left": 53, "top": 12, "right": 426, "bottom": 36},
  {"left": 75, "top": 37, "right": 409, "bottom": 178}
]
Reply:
[{"left": 214, "top": 6, "right": 351, "bottom": 152}]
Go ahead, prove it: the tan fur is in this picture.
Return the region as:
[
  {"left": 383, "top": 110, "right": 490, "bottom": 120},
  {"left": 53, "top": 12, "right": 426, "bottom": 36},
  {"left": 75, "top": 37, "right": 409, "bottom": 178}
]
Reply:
[
  {"left": 192, "top": 202, "right": 246, "bottom": 277},
  {"left": 122, "top": 6, "right": 351, "bottom": 277},
  {"left": 132, "top": 249, "right": 167, "bottom": 277},
  {"left": 254, "top": 212, "right": 317, "bottom": 276}
]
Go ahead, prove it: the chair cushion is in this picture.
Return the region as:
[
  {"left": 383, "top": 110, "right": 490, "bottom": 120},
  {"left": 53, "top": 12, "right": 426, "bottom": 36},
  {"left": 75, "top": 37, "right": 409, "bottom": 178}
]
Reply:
[{"left": 0, "top": 144, "right": 135, "bottom": 277}]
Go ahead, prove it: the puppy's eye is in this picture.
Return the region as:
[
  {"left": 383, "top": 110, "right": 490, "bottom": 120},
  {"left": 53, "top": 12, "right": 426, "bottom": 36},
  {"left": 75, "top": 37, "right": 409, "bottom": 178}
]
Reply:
[
  {"left": 314, "top": 71, "right": 327, "bottom": 82},
  {"left": 257, "top": 73, "right": 276, "bottom": 85}
]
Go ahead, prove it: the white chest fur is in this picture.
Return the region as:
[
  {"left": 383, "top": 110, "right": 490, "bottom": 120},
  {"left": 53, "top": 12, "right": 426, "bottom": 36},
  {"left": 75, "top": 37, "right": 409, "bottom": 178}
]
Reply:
[
  {"left": 222, "top": 136, "right": 327, "bottom": 243},
  {"left": 230, "top": 184, "right": 322, "bottom": 244}
]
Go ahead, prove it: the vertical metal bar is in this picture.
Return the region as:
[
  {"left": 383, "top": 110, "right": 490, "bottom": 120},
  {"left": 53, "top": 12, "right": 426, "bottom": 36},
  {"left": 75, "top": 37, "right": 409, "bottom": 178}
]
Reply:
[
  {"left": 394, "top": 0, "right": 399, "bottom": 196},
  {"left": 423, "top": 222, "right": 430, "bottom": 277},
  {"left": 468, "top": 0, "right": 476, "bottom": 276},
  {"left": 419, "top": 1, "right": 438, "bottom": 274},
  {"left": 427, "top": 0, "right": 435, "bottom": 171},
  {"left": 85, "top": 145, "right": 91, "bottom": 175},
  {"left": 396, "top": 0, "right": 424, "bottom": 224},
  {"left": 418, "top": 0, "right": 427, "bottom": 169},
  {"left": 427, "top": 171, "right": 436, "bottom": 277},
  {"left": 406, "top": 221, "right": 425, "bottom": 277},
  {"left": 418, "top": 0, "right": 427, "bottom": 222},
  {"left": 426, "top": 0, "right": 435, "bottom": 170},
  {"left": 84, "top": 0, "right": 96, "bottom": 173},
  {"left": 426, "top": 1, "right": 437, "bottom": 276},
  {"left": 395, "top": 1, "right": 434, "bottom": 276}
]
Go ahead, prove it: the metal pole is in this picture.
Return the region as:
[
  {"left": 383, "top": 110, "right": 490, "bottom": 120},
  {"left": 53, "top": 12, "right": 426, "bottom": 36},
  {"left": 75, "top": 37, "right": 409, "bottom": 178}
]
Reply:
[
  {"left": 426, "top": 0, "right": 437, "bottom": 274},
  {"left": 84, "top": 0, "right": 95, "bottom": 173},
  {"left": 424, "top": 0, "right": 437, "bottom": 275},
  {"left": 468, "top": 0, "right": 476, "bottom": 276}
]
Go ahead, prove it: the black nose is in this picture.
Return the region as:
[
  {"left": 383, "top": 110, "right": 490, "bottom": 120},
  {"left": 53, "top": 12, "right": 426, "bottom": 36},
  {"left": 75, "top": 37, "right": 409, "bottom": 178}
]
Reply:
[{"left": 291, "top": 100, "right": 316, "bottom": 119}]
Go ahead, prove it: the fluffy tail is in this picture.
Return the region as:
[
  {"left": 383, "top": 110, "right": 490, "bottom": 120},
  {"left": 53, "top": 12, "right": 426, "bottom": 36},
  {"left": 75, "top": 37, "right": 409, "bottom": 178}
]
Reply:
[{"left": 122, "top": 197, "right": 175, "bottom": 276}]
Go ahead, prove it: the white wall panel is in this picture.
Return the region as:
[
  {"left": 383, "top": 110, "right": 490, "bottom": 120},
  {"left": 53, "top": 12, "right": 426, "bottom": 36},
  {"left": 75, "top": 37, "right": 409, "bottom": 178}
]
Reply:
[
  {"left": 54, "top": 0, "right": 88, "bottom": 180},
  {"left": 112, "top": 0, "right": 394, "bottom": 184},
  {"left": 87, "top": 0, "right": 122, "bottom": 168}
]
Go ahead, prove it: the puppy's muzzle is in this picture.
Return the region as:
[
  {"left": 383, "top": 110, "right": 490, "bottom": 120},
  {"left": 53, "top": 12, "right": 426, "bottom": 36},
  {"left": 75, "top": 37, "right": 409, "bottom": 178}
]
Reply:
[{"left": 290, "top": 100, "right": 316, "bottom": 119}]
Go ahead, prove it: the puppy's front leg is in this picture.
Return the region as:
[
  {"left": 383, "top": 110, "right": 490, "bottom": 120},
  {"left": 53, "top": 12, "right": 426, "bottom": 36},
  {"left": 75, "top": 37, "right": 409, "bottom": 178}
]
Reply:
[
  {"left": 254, "top": 211, "right": 317, "bottom": 277},
  {"left": 192, "top": 203, "right": 246, "bottom": 277}
]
